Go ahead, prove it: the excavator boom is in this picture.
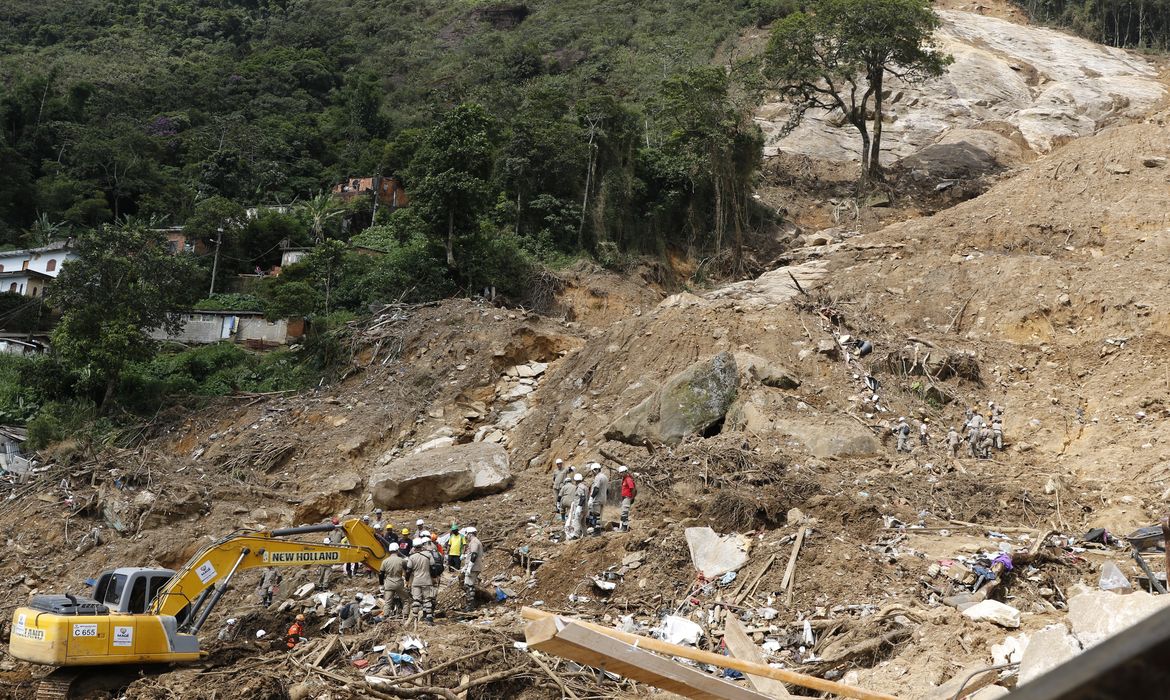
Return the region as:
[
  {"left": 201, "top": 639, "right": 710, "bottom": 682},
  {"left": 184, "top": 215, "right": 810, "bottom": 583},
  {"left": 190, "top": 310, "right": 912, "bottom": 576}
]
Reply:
[{"left": 9, "top": 518, "right": 388, "bottom": 674}]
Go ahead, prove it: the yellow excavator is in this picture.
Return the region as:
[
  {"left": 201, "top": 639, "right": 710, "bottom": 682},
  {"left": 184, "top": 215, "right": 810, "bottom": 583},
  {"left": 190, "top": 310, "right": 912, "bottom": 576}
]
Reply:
[{"left": 7, "top": 518, "right": 388, "bottom": 697}]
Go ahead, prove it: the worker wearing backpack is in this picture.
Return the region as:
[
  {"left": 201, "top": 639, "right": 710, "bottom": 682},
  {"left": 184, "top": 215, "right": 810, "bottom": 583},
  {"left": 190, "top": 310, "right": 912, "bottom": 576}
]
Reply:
[{"left": 406, "top": 538, "right": 439, "bottom": 624}]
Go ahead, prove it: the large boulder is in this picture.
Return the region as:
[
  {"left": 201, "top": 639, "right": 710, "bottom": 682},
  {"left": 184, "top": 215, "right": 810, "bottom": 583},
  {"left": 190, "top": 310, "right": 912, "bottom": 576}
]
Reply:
[
  {"left": 773, "top": 418, "right": 881, "bottom": 458},
  {"left": 370, "top": 442, "right": 512, "bottom": 509},
  {"left": 733, "top": 352, "right": 800, "bottom": 390},
  {"left": 605, "top": 352, "right": 738, "bottom": 445}
]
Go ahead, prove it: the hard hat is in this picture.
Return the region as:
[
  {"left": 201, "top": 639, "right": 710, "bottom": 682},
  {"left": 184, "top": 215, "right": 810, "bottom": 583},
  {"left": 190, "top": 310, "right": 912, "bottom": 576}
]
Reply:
[
  {"left": 923, "top": 418, "right": 929, "bottom": 423},
  {"left": 401, "top": 528, "right": 410, "bottom": 536},
  {"left": 331, "top": 516, "right": 339, "bottom": 525},
  {"left": 355, "top": 592, "right": 363, "bottom": 600},
  {"left": 574, "top": 473, "right": 584, "bottom": 481},
  {"left": 568, "top": 465, "right": 576, "bottom": 471},
  {"left": 375, "top": 508, "right": 383, "bottom": 515},
  {"left": 421, "top": 530, "right": 430, "bottom": 538},
  {"left": 362, "top": 515, "right": 370, "bottom": 522},
  {"left": 618, "top": 466, "right": 628, "bottom": 473},
  {"left": 450, "top": 524, "right": 459, "bottom": 532},
  {"left": 430, "top": 532, "right": 438, "bottom": 541},
  {"left": 555, "top": 458, "right": 563, "bottom": 465},
  {"left": 898, "top": 417, "right": 905, "bottom": 422},
  {"left": 412, "top": 538, "right": 424, "bottom": 547},
  {"left": 384, "top": 524, "right": 393, "bottom": 531},
  {"left": 295, "top": 614, "right": 305, "bottom": 621},
  {"left": 464, "top": 527, "right": 477, "bottom": 535},
  {"left": 590, "top": 463, "right": 601, "bottom": 471},
  {"left": 416, "top": 519, "right": 424, "bottom": 526}
]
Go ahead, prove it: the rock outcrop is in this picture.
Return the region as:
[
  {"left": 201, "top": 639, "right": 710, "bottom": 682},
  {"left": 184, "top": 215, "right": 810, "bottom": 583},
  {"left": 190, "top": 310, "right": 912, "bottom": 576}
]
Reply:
[
  {"left": 370, "top": 442, "right": 512, "bottom": 509},
  {"left": 759, "top": 10, "right": 1164, "bottom": 166},
  {"left": 605, "top": 352, "right": 738, "bottom": 445}
]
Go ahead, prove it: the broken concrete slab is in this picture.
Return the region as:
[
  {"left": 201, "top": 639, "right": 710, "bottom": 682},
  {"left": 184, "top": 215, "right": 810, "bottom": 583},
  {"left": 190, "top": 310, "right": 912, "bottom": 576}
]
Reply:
[
  {"left": 410, "top": 436, "right": 455, "bottom": 455},
  {"left": 1018, "top": 624, "right": 1081, "bottom": 685},
  {"left": 605, "top": 352, "right": 738, "bottom": 445},
  {"left": 1067, "top": 589, "right": 1170, "bottom": 647},
  {"left": 370, "top": 442, "right": 512, "bottom": 509},
  {"left": 685, "top": 526, "right": 750, "bottom": 579},
  {"left": 962, "top": 599, "right": 1021, "bottom": 628}
]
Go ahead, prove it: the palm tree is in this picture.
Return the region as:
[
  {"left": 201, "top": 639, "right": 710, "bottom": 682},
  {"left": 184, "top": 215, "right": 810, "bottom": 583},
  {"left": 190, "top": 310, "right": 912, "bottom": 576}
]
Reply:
[
  {"left": 22, "top": 213, "right": 65, "bottom": 248},
  {"left": 300, "top": 192, "right": 343, "bottom": 243}
]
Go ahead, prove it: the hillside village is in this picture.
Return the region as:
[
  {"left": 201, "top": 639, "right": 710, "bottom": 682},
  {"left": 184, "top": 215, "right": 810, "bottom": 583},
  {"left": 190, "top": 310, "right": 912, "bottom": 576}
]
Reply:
[{"left": 3, "top": 0, "right": 1170, "bottom": 699}]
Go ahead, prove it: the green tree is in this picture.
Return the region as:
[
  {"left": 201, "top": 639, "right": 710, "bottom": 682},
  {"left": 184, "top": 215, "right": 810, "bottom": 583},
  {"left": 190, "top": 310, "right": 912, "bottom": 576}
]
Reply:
[
  {"left": 299, "top": 193, "right": 344, "bottom": 243},
  {"left": 406, "top": 104, "right": 494, "bottom": 268},
  {"left": 762, "top": 0, "right": 950, "bottom": 181},
  {"left": 655, "top": 66, "right": 762, "bottom": 264},
  {"left": 47, "top": 220, "right": 199, "bottom": 408}
]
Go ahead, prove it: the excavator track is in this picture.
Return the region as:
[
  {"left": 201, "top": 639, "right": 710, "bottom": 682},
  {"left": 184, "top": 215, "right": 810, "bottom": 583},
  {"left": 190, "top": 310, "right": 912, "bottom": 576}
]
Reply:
[
  {"left": 35, "top": 666, "right": 158, "bottom": 700},
  {"left": 34, "top": 670, "right": 79, "bottom": 700}
]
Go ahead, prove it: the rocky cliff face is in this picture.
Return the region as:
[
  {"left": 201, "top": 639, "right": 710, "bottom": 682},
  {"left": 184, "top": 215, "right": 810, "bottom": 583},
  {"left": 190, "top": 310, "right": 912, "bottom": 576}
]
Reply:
[{"left": 757, "top": 11, "right": 1165, "bottom": 170}]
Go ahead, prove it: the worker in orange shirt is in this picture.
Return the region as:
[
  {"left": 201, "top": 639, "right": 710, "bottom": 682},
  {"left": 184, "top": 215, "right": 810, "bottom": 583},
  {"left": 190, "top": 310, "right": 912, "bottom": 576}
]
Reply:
[{"left": 286, "top": 614, "right": 306, "bottom": 650}]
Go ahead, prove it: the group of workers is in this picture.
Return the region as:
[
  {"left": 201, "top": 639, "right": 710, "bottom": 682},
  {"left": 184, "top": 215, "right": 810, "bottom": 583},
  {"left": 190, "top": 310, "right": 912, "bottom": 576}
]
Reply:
[
  {"left": 552, "top": 459, "right": 637, "bottom": 539},
  {"left": 283, "top": 513, "right": 487, "bottom": 648},
  {"left": 892, "top": 401, "right": 1006, "bottom": 459}
]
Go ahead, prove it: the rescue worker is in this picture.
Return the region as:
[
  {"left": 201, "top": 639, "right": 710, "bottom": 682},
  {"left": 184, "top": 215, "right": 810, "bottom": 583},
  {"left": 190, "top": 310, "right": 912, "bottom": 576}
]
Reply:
[
  {"left": 399, "top": 528, "right": 413, "bottom": 555},
  {"left": 557, "top": 472, "right": 576, "bottom": 522},
  {"left": 551, "top": 459, "right": 574, "bottom": 519},
  {"left": 406, "top": 538, "right": 438, "bottom": 624},
  {"left": 992, "top": 417, "right": 1004, "bottom": 450},
  {"left": 384, "top": 524, "right": 399, "bottom": 548},
  {"left": 946, "top": 426, "right": 961, "bottom": 459},
  {"left": 978, "top": 425, "right": 994, "bottom": 459},
  {"left": 618, "top": 466, "right": 636, "bottom": 532},
  {"left": 918, "top": 419, "right": 929, "bottom": 447},
  {"left": 966, "top": 411, "right": 983, "bottom": 457},
  {"left": 372, "top": 508, "right": 386, "bottom": 532},
  {"left": 319, "top": 516, "right": 343, "bottom": 587},
  {"left": 564, "top": 473, "right": 586, "bottom": 540},
  {"left": 380, "top": 547, "right": 408, "bottom": 618},
  {"left": 338, "top": 593, "right": 363, "bottom": 635},
  {"left": 461, "top": 527, "right": 484, "bottom": 611},
  {"left": 894, "top": 417, "right": 911, "bottom": 453},
  {"left": 414, "top": 518, "right": 426, "bottom": 538},
  {"left": 257, "top": 567, "right": 281, "bottom": 607},
  {"left": 587, "top": 463, "right": 608, "bottom": 534},
  {"left": 286, "top": 614, "right": 306, "bottom": 650},
  {"left": 446, "top": 524, "right": 466, "bottom": 571}
]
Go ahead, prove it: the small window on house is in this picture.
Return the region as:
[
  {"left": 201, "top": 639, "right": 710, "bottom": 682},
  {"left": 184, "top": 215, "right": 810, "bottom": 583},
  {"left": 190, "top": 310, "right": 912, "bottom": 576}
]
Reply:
[
  {"left": 7, "top": 283, "right": 15, "bottom": 293},
  {"left": 21, "top": 260, "right": 28, "bottom": 271},
  {"left": 30, "top": 287, "right": 37, "bottom": 297},
  {"left": 0, "top": 264, "right": 5, "bottom": 272},
  {"left": 46, "top": 259, "right": 56, "bottom": 272}
]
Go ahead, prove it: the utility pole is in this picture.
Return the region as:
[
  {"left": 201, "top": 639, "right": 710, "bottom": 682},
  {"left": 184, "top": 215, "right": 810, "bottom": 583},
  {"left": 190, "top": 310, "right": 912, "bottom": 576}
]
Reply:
[{"left": 208, "top": 227, "right": 223, "bottom": 296}]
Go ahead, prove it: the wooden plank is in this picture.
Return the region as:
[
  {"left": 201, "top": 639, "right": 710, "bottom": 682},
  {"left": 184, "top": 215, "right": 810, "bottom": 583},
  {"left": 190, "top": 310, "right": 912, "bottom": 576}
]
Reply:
[
  {"left": 722, "top": 616, "right": 792, "bottom": 698},
  {"left": 523, "top": 608, "right": 898, "bottom": 700},
  {"left": 526, "top": 616, "right": 773, "bottom": 700}
]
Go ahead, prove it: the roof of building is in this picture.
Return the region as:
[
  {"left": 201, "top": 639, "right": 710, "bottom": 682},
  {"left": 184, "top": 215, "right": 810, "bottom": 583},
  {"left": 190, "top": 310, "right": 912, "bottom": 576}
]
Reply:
[
  {"left": 0, "top": 240, "right": 75, "bottom": 257},
  {"left": 0, "top": 426, "right": 27, "bottom": 442},
  {"left": 0, "top": 270, "right": 53, "bottom": 280}
]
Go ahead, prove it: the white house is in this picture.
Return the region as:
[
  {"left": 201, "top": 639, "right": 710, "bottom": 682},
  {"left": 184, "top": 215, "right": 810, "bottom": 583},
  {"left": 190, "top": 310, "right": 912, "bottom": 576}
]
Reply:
[
  {"left": 0, "top": 240, "right": 78, "bottom": 298},
  {"left": 0, "top": 270, "right": 52, "bottom": 298},
  {"left": 149, "top": 311, "right": 306, "bottom": 348}
]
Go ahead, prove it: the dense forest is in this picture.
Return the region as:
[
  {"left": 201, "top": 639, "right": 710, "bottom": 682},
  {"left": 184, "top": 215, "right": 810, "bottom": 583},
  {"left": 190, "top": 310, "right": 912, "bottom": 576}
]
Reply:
[
  {"left": 0, "top": 0, "right": 786, "bottom": 265},
  {"left": 1015, "top": 0, "right": 1170, "bottom": 49},
  {"left": 0, "top": 0, "right": 799, "bottom": 439}
]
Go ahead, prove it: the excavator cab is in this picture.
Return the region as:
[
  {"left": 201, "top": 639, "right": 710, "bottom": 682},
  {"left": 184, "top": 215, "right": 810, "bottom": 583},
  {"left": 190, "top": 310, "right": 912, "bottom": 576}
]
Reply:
[
  {"left": 10, "top": 567, "right": 202, "bottom": 667},
  {"left": 93, "top": 568, "right": 175, "bottom": 615}
]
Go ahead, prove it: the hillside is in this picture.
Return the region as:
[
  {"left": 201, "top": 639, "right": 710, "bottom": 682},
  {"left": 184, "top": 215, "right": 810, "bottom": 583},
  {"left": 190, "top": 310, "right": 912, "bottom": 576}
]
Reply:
[{"left": 4, "top": 4, "right": 1170, "bottom": 700}]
